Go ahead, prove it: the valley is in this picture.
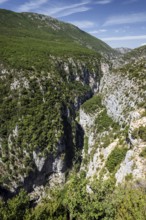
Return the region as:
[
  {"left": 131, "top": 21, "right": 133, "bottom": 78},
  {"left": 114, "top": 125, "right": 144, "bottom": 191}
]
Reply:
[{"left": 0, "top": 9, "right": 146, "bottom": 220}]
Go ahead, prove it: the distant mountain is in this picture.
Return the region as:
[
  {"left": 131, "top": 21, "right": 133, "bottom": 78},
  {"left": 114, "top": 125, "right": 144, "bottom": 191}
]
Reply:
[
  {"left": 115, "top": 47, "right": 132, "bottom": 54},
  {"left": 123, "top": 45, "right": 146, "bottom": 60}
]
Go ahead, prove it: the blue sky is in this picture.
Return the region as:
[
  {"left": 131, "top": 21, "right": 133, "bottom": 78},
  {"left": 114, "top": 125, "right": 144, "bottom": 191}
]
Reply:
[{"left": 0, "top": 0, "right": 146, "bottom": 48}]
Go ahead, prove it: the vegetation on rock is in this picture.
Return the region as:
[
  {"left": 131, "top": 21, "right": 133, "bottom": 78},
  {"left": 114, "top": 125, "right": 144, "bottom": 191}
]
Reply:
[{"left": 0, "top": 8, "right": 146, "bottom": 220}]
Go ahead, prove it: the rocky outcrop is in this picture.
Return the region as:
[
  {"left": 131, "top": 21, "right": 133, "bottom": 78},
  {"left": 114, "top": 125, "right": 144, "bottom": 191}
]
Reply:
[
  {"left": 99, "top": 62, "right": 143, "bottom": 124},
  {"left": 79, "top": 57, "right": 146, "bottom": 185},
  {"left": 115, "top": 47, "right": 132, "bottom": 54}
]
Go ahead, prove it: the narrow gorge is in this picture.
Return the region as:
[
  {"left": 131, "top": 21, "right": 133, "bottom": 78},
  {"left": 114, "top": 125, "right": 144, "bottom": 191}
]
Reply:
[{"left": 0, "top": 9, "right": 146, "bottom": 220}]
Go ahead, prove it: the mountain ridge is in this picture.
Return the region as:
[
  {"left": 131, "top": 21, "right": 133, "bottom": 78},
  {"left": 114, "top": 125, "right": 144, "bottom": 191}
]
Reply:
[{"left": 0, "top": 9, "right": 116, "bottom": 70}]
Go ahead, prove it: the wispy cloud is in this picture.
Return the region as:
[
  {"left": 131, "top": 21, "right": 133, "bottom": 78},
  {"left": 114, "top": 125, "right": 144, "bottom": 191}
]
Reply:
[
  {"left": 104, "top": 13, "right": 146, "bottom": 26},
  {"left": 96, "top": 0, "right": 113, "bottom": 4},
  {"left": 58, "top": 7, "right": 89, "bottom": 18},
  {"left": 18, "top": 0, "right": 48, "bottom": 12},
  {"left": 102, "top": 35, "right": 146, "bottom": 41},
  {"left": 40, "top": 1, "right": 91, "bottom": 18},
  {"left": 0, "top": 0, "right": 9, "bottom": 4},
  {"left": 89, "top": 29, "right": 107, "bottom": 34},
  {"left": 16, "top": 0, "right": 111, "bottom": 18},
  {"left": 69, "top": 21, "right": 95, "bottom": 29}
]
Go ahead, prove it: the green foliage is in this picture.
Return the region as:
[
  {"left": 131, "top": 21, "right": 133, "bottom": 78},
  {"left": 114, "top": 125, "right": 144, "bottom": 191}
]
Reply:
[
  {"left": 100, "top": 135, "right": 111, "bottom": 148},
  {"left": 0, "top": 8, "right": 107, "bottom": 187},
  {"left": 137, "top": 126, "right": 146, "bottom": 141},
  {"left": 139, "top": 147, "right": 146, "bottom": 158},
  {"left": 82, "top": 95, "right": 102, "bottom": 114},
  {"left": 25, "top": 175, "right": 116, "bottom": 220},
  {"left": 25, "top": 188, "right": 68, "bottom": 220},
  {"left": 0, "top": 58, "right": 94, "bottom": 185},
  {"left": 106, "top": 147, "right": 128, "bottom": 173},
  {"left": 132, "top": 126, "right": 146, "bottom": 141},
  {"left": 124, "top": 45, "right": 146, "bottom": 61},
  {"left": 125, "top": 173, "right": 133, "bottom": 181},
  {"left": 1, "top": 178, "right": 146, "bottom": 220},
  {"left": 95, "top": 109, "right": 119, "bottom": 133},
  {"left": 115, "top": 56, "right": 146, "bottom": 82},
  {"left": 84, "top": 136, "right": 89, "bottom": 154},
  {"left": 0, "top": 9, "right": 114, "bottom": 70},
  {"left": 0, "top": 189, "right": 30, "bottom": 220},
  {"left": 114, "top": 185, "right": 146, "bottom": 220}
]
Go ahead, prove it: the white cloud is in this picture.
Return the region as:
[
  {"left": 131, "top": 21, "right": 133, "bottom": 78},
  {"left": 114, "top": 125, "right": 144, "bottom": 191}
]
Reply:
[
  {"left": 29, "top": 0, "right": 91, "bottom": 18},
  {"left": 89, "top": 29, "right": 107, "bottom": 34},
  {"left": 0, "top": 0, "right": 9, "bottom": 4},
  {"left": 102, "top": 35, "right": 146, "bottom": 41},
  {"left": 103, "top": 13, "right": 146, "bottom": 26},
  {"left": 141, "top": 43, "right": 146, "bottom": 46},
  {"left": 43, "top": 1, "right": 91, "bottom": 18},
  {"left": 69, "top": 21, "right": 95, "bottom": 29},
  {"left": 51, "top": 7, "right": 90, "bottom": 18},
  {"left": 18, "top": 0, "right": 48, "bottom": 12},
  {"left": 16, "top": 0, "right": 111, "bottom": 18},
  {"left": 96, "top": 0, "right": 113, "bottom": 4}
]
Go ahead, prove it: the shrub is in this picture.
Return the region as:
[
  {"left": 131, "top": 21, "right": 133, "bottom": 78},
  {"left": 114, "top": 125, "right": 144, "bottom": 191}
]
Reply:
[
  {"left": 84, "top": 136, "right": 89, "bottom": 154},
  {"left": 132, "top": 126, "right": 146, "bottom": 141},
  {"left": 82, "top": 95, "right": 102, "bottom": 114},
  {"left": 139, "top": 147, "right": 146, "bottom": 158},
  {"left": 106, "top": 147, "right": 128, "bottom": 173},
  {"left": 0, "top": 189, "right": 30, "bottom": 220},
  {"left": 114, "top": 185, "right": 146, "bottom": 220},
  {"left": 125, "top": 173, "right": 133, "bottom": 181},
  {"left": 95, "top": 109, "right": 119, "bottom": 133}
]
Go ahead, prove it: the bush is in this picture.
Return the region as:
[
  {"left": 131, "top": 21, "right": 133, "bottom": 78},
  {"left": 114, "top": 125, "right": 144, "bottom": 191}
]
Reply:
[
  {"left": 84, "top": 136, "right": 89, "bottom": 154},
  {"left": 0, "top": 189, "right": 30, "bottom": 220},
  {"left": 114, "top": 185, "right": 146, "bottom": 220},
  {"left": 106, "top": 147, "right": 128, "bottom": 172},
  {"left": 139, "top": 147, "right": 146, "bottom": 158},
  {"left": 132, "top": 126, "right": 146, "bottom": 141},
  {"left": 82, "top": 95, "right": 102, "bottom": 114},
  {"left": 95, "top": 109, "right": 119, "bottom": 133}
]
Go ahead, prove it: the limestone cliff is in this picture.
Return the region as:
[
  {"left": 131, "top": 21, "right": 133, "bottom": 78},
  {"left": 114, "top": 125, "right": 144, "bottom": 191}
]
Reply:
[{"left": 80, "top": 51, "right": 146, "bottom": 186}]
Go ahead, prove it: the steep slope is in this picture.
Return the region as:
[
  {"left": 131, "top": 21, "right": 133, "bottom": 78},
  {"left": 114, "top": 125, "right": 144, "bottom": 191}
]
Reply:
[
  {"left": 0, "top": 56, "right": 102, "bottom": 195},
  {"left": 124, "top": 45, "right": 146, "bottom": 60},
  {"left": 0, "top": 9, "right": 146, "bottom": 212},
  {"left": 80, "top": 45, "right": 146, "bottom": 185},
  {"left": 0, "top": 9, "right": 106, "bottom": 197},
  {"left": 0, "top": 9, "right": 115, "bottom": 70}
]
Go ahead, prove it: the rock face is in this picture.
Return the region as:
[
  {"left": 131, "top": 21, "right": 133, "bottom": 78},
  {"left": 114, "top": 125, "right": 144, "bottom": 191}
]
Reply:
[
  {"left": 0, "top": 55, "right": 102, "bottom": 199},
  {"left": 79, "top": 53, "right": 146, "bottom": 186},
  {"left": 115, "top": 47, "right": 132, "bottom": 54},
  {"left": 99, "top": 63, "right": 144, "bottom": 124}
]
